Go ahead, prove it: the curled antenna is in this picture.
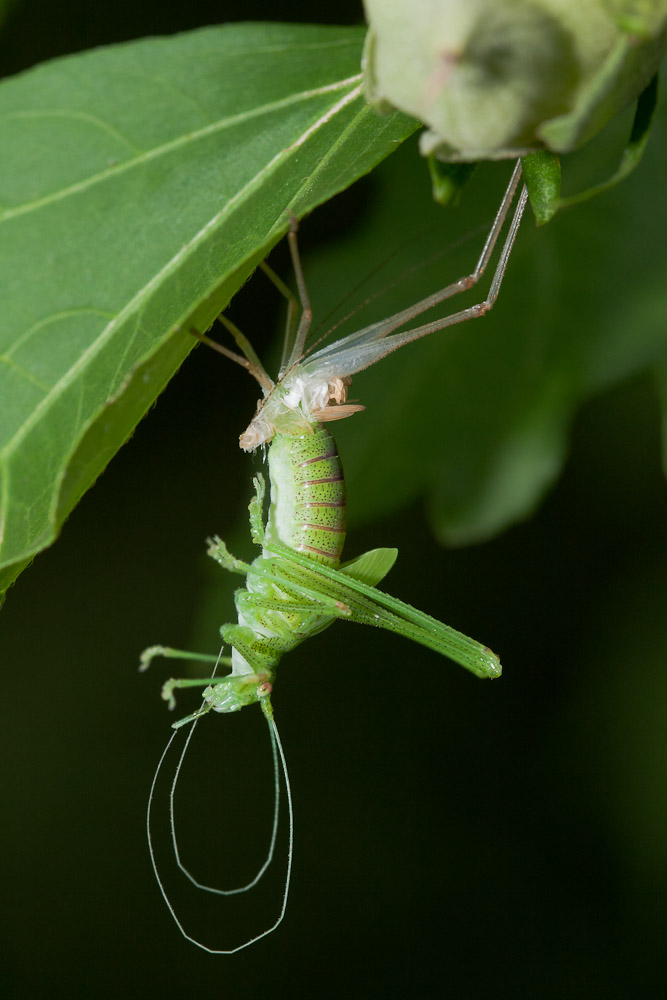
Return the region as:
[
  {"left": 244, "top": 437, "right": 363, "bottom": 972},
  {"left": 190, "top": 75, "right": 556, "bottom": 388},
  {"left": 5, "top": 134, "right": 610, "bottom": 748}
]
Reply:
[
  {"left": 170, "top": 704, "right": 281, "bottom": 894},
  {"left": 146, "top": 700, "right": 293, "bottom": 954}
]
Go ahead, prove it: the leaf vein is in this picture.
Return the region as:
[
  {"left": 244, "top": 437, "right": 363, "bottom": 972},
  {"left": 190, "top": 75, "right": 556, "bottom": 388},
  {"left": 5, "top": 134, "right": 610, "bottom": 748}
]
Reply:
[
  {"left": 0, "top": 355, "right": 51, "bottom": 393},
  {"left": 0, "top": 74, "right": 364, "bottom": 224},
  {"left": 2, "top": 109, "right": 142, "bottom": 155}
]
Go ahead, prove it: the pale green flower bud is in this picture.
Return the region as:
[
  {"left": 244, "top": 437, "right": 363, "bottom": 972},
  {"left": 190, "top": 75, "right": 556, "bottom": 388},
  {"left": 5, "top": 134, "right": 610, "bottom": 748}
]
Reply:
[{"left": 363, "top": 0, "right": 667, "bottom": 161}]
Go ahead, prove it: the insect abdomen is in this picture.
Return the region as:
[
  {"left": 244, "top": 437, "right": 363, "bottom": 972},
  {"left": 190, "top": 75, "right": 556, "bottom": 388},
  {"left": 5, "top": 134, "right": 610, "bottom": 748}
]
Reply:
[{"left": 266, "top": 426, "right": 346, "bottom": 565}]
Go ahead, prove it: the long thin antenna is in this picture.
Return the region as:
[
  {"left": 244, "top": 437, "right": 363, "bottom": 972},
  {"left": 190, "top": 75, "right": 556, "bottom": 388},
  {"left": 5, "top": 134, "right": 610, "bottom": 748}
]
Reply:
[
  {"left": 146, "top": 707, "right": 293, "bottom": 955},
  {"left": 170, "top": 710, "right": 281, "bottom": 894},
  {"left": 305, "top": 220, "right": 492, "bottom": 359}
]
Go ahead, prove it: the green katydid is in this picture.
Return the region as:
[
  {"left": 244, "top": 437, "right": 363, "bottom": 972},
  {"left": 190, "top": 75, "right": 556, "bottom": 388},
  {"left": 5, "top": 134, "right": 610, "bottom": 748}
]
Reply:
[{"left": 143, "top": 160, "right": 528, "bottom": 952}]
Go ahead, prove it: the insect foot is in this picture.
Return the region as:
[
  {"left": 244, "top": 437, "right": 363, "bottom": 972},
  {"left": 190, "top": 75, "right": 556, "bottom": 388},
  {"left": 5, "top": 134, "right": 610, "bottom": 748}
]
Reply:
[{"left": 203, "top": 672, "right": 273, "bottom": 714}]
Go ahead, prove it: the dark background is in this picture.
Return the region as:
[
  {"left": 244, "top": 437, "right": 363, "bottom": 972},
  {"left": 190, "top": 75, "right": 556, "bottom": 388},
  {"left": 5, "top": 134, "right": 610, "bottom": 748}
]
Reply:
[{"left": 2, "top": 3, "right": 667, "bottom": 998}]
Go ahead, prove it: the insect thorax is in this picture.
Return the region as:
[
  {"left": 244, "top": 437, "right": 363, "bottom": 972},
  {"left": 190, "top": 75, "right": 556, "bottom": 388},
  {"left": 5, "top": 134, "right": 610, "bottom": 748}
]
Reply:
[{"left": 265, "top": 426, "right": 346, "bottom": 565}]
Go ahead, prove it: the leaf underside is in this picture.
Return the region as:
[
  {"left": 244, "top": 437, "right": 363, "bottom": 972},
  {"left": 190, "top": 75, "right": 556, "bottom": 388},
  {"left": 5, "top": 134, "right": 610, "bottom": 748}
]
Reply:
[{"left": 0, "top": 23, "right": 418, "bottom": 596}]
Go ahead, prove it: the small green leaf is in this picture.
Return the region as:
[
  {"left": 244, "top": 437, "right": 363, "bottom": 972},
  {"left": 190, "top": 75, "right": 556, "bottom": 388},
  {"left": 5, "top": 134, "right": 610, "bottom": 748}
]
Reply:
[
  {"left": 340, "top": 547, "right": 398, "bottom": 586},
  {"left": 521, "top": 150, "right": 562, "bottom": 225},
  {"left": 0, "top": 23, "right": 418, "bottom": 597},
  {"left": 427, "top": 157, "right": 477, "bottom": 207}
]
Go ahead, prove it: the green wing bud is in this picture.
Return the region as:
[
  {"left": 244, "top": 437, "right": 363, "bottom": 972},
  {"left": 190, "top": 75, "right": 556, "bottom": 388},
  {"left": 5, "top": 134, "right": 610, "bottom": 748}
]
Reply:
[{"left": 363, "top": 0, "right": 667, "bottom": 161}]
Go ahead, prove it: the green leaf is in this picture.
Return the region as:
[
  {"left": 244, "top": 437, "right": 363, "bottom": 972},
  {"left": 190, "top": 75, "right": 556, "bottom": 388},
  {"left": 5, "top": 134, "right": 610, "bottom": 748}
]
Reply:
[
  {"left": 521, "top": 150, "right": 562, "bottom": 225},
  {"left": 340, "top": 547, "right": 398, "bottom": 586},
  {"left": 0, "top": 23, "right": 418, "bottom": 597},
  {"left": 427, "top": 157, "right": 476, "bottom": 207}
]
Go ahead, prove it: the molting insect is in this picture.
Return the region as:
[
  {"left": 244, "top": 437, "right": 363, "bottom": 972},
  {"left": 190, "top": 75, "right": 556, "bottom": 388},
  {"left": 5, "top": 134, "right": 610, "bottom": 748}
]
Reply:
[{"left": 143, "top": 160, "right": 527, "bottom": 952}]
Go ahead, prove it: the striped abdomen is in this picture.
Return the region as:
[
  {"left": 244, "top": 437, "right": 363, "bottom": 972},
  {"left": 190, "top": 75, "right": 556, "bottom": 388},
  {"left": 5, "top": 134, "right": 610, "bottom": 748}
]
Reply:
[{"left": 265, "top": 426, "right": 346, "bottom": 565}]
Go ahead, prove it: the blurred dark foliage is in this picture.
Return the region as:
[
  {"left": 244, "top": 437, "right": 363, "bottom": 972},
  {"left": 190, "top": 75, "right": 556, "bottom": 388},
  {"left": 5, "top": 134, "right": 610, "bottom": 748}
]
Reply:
[{"left": 1, "top": 4, "right": 667, "bottom": 999}]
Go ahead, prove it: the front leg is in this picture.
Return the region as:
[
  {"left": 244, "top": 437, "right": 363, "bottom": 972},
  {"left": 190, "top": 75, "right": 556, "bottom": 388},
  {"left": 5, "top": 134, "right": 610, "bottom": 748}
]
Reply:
[
  {"left": 248, "top": 473, "right": 267, "bottom": 546},
  {"left": 206, "top": 536, "right": 251, "bottom": 575}
]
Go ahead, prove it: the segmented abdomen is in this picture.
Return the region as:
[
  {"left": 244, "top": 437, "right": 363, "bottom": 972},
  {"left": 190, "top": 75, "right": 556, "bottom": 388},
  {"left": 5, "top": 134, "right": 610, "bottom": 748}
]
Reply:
[{"left": 265, "top": 425, "right": 346, "bottom": 565}]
